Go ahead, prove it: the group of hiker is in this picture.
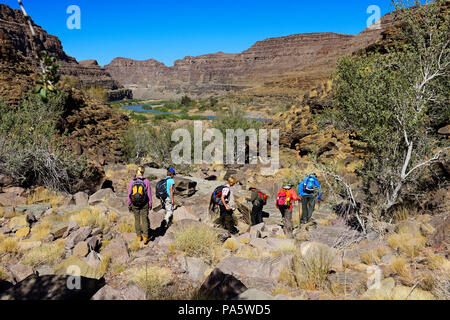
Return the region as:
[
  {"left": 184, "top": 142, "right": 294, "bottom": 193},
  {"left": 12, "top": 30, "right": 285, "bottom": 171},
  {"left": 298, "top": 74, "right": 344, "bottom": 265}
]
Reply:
[
  {"left": 210, "top": 174, "right": 322, "bottom": 238},
  {"left": 128, "top": 166, "right": 323, "bottom": 244},
  {"left": 127, "top": 166, "right": 176, "bottom": 245}
]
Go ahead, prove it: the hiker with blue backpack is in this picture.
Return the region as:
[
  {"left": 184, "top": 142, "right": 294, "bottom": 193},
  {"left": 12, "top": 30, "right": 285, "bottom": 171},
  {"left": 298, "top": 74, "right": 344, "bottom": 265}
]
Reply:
[
  {"left": 128, "top": 166, "right": 153, "bottom": 245},
  {"left": 156, "top": 168, "right": 176, "bottom": 228},
  {"left": 298, "top": 173, "right": 322, "bottom": 224}
]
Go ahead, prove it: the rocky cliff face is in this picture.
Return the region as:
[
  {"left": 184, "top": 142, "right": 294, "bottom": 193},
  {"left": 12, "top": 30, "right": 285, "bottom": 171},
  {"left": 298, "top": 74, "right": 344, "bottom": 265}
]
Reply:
[
  {"left": 105, "top": 12, "right": 397, "bottom": 99},
  {"left": 0, "top": 4, "right": 132, "bottom": 101}
]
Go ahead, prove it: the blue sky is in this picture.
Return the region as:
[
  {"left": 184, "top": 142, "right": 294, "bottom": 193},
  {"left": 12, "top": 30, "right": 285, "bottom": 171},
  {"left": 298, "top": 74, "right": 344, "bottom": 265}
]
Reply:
[{"left": 2, "top": 0, "right": 395, "bottom": 66}]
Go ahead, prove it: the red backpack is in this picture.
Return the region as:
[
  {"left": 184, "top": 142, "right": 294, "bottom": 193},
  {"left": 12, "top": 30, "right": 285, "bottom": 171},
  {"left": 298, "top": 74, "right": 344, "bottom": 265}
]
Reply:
[
  {"left": 277, "top": 189, "right": 291, "bottom": 207},
  {"left": 253, "top": 190, "right": 268, "bottom": 205}
]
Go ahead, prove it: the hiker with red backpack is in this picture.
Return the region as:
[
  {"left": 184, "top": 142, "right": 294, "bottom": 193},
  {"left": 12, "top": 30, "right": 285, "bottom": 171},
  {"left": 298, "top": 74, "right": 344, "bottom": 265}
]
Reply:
[
  {"left": 128, "top": 166, "right": 153, "bottom": 245},
  {"left": 276, "top": 184, "right": 300, "bottom": 238},
  {"left": 210, "top": 177, "right": 238, "bottom": 234},
  {"left": 156, "top": 168, "right": 176, "bottom": 228},
  {"left": 246, "top": 186, "right": 268, "bottom": 226},
  {"left": 298, "top": 173, "right": 322, "bottom": 224}
]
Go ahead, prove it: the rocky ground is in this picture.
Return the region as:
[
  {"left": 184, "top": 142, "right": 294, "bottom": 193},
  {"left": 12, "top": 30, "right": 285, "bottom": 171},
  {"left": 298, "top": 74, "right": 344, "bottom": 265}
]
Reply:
[{"left": 0, "top": 164, "right": 448, "bottom": 300}]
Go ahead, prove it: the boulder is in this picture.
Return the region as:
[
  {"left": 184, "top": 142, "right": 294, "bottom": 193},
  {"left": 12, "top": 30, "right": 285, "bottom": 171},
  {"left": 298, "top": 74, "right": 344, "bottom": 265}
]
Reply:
[
  {"left": 173, "top": 206, "right": 200, "bottom": 222},
  {"left": 0, "top": 275, "right": 105, "bottom": 300},
  {"left": 54, "top": 256, "right": 103, "bottom": 280},
  {"left": 63, "top": 220, "right": 79, "bottom": 238},
  {"left": 361, "top": 277, "right": 396, "bottom": 300},
  {"left": 8, "top": 215, "right": 28, "bottom": 230},
  {"left": 73, "top": 241, "right": 89, "bottom": 258},
  {"left": 65, "top": 226, "right": 92, "bottom": 250},
  {"left": 7, "top": 264, "right": 34, "bottom": 284},
  {"left": 249, "top": 223, "right": 265, "bottom": 239},
  {"left": 199, "top": 268, "right": 247, "bottom": 300},
  {"left": 91, "top": 285, "right": 122, "bottom": 300},
  {"left": 185, "top": 257, "right": 208, "bottom": 282},
  {"left": 34, "top": 265, "right": 54, "bottom": 277},
  {"left": 102, "top": 239, "right": 130, "bottom": 265},
  {"left": 120, "top": 285, "right": 147, "bottom": 300},
  {"left": 83, "top": 251, "right": 102, "bottom": 269},
  {"left": 0, "top": 192, "right": 27, "bottom": 207},
  {"left": 87, "top": 235, "right": 102, "bottom": 252},
  {"left": 235, "top": 288, "right": 275, "bottom": 300},
  {"left": 307, "top": 225, "right": 362, "bottom": 248},
  {"left": 88, "top": 188, "right": 116, "bottom": 206},
  {"left": 15, "top": 204, "right": 51, "bottom": 221},
  {"left": 391, "top": 286, "right": 435, "bottom": 300},
  {"left": 74, "top": 192, "right": 89, "bottom": 207},
  {"left": 174, "top": 178, "right": 197, "bottom": 198},
  {"left": 51, "top": 222, "right": 69, "bottom": 239}
]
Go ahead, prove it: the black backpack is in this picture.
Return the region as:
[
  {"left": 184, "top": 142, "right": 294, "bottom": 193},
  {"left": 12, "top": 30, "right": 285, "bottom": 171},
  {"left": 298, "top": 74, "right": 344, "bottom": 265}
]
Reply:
[
  {"left": 211, "top": 185, "right": 227, "bottom": 205},
  {"left": 130, "top": 178, "right": 149, "bottom": 207},
  {"left": 156, "top": 178, "right": 169, "bottom": 200},
  {"left": 302, "top": 176, "right": 315, "bottom": 195}
]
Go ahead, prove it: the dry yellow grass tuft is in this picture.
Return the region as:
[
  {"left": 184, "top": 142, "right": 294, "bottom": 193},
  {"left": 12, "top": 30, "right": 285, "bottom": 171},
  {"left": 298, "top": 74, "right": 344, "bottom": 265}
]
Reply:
[
  {"left": 99, "top": 253, "right": 112, "bottom": 275},
  {"left": 278, "top": 242, "right": 298, "bottom": 255},
  {"left": 0, "top": 266, "right": 10, "bottom": 281},
  {"left": 388, "top": 232, "right": 426, "bottom": 258},
  {"left": 22, "top": 240, "right": 65, "bottom": 267},
  {"left": 240, "top": 238, "right": 250, "bottom": 245},
  {"left": 129, "top": 239, "right": 142, "bottom": 252},
  {"left": 360, "top": 250, "right": 381, "bottom": 265},
  {"left": 72, "top": 207, "right": 110, "bottom": 233},
  {"left": 28, "top": 187, "right": 64, "bottom": 208},
  {"left": 108, "top": 212, "right": 118, "bottom": 224},
  {"left": 389, "top": 256, "right": 411, "bottom": 278},
  {"left": 272, "top": 286, "right": 291, "bottom": 296},
  {"left": 128, "top": 265, "right": 172, "bottom": 300},
  {"left": 223, "top": 238, "right": 239, "bottom": 252},
  {"left": 0, "top": 237, "right": 19, "bottom": 254},
  {"left": 425, "top": 252, "right": 450, "bottom": 272},
  {"left": 172, "top": 225, "right": 222, "bottom": 264},
  {"left": 236, "top": 246, "right": 263, "bottom": 260},
  {"left": 30, "top": 221, "right": 52, "bottom": 241},
  {"left": 118, "top": 215, "right": 135, "bottom": 233},
  {"left": 392, "top": 207, "right": 416, "bottom": 223}
]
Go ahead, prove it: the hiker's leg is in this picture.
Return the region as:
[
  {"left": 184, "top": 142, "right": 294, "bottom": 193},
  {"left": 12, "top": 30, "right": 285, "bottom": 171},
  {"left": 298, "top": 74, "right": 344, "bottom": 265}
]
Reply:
[
  {"left": 164, "top": 198, "right": 173, "bottom": 222},
  {"left": 301, "top": 198, "right": 308, "bottom": 223},
  {"left": 256, "top": 205, "right": 263, "bottom": 224},
  {"left": 219, "top": 205, "right": 227, "bottom": 230},
  {"left": 141, "top": 204, "right": 150, "bottom": 239},
  {"left": 284, "top": 208, "right": 293, "bottom": 237},
  {"left": 306, "top": 196, "right": 315, "bottom": 222},
  {"left": 132, "top": 207, "right": 142, "bottom": 236},
  {"left": 225, "top": 210, "right": 236, "bottom": 233},
  {"left": 251, "top": 206, "right": 258, "bottom": 226}
]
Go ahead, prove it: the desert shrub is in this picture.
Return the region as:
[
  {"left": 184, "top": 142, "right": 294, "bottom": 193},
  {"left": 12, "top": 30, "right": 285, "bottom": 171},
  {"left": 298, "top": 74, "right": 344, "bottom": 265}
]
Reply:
[
  {"left": 72, "top": 207, "right": 110, "bottom": 233},
  {"left": 388, "top": 232, "right": 426, "bottom": 258},
  {"left": 0, "top": 94, "right": 87, "bottom": 192},
  {"left": 83, "top": 86, "right": 107, "bottom": 102},
  {"left": 172, "top": 224, "right": 221, "bottom": 264},
  {"left": 22, "top": 240, "right": 65, "bottom": 267},
  {"left": 212, "top": 107, "right": 262, "bottom": 135},
  {"left": 328, "top": 0, "right": 449, "bottom": 215},
  {"left": 0, "top": 266, "right": 9, "bottom": 281},
  {"left": 128, "top": 265, "right": 172, "bottom": 300},
  {"left": 118, "top": 215, "right": 135, "bottom": 233},
  {"left": 0, "top": 237, "right": 19, "bottom": 254},
  {"left": 29, "top": 221, "right": 52, "bottom": 241}
]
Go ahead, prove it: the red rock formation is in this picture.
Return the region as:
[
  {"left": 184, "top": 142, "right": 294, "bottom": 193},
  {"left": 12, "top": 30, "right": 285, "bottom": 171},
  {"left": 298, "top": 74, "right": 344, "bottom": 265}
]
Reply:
[
  {"left": 0, "top": 4, "right": 132, "bottom": 101},
  {"left": 105, "top": 12, "right": 398, "bottom": 99}
]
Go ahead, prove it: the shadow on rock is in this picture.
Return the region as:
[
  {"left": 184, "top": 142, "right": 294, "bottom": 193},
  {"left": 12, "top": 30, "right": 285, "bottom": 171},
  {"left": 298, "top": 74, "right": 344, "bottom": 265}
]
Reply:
[{"left": 0, "top": 275, "right": 105, "bottom": 300}]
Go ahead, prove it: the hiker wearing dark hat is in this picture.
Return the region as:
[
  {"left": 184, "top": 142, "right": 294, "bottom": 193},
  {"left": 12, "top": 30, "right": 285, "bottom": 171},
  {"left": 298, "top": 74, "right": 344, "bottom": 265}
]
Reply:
[
  {"left": 298, "top": 173, "right": 322, "bottom": 224},
  {"left": 246, "top": 186, "right": 268, "bottom": 226},
  {"left": 128, "top": 166, "right": 152, "bottom": 244},
  {"left": 210, "top": 177, "right": 238, "bottom": 234},
  {"left": 276, "top": 184, "right": 300, "bottom": 238},
  {"left": 156, "top": 168, "right": 176, "bottom": 227}
]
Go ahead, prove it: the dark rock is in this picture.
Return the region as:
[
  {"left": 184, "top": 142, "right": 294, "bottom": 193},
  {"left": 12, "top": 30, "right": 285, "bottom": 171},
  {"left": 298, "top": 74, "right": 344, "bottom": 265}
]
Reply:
[
  {"left": 0, "top": 275, "right": 105, "bottom": 300},
  {"left": 65, "top": 226, "right": 92, "bottom": 249},
  {"left": 199, "top": 268, "right": 247, "bottom": 300}
]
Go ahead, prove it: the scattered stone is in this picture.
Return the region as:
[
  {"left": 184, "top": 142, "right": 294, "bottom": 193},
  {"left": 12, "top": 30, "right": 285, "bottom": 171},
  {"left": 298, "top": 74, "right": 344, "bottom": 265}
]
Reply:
[
  {"left": 361, "top": 277, "right": 396, "bottom": 300},
  {"left": 15, "top": 204, "right": 51, "bottom": 221},
  {"left": 51, "top": 222, "right": 69, "bottom": 239},
  {"left": 8, "top": 215, "right": 28, "bottom": 230},
  {"left": 0, "top": 192, "right": 27, "bottom": 207},
  {"left": 174, "top": 178, "right": 197, "bottom": 198},
  {"left": 7, "top": 264, "right": 34, "bottom": 284},
  {"left": 87, "top": 235, "right": 102, "bottom": 252},
  {"left": 391, "top": 286, "right": 435, "bottom": 300},
  {"left": 83, "top": 251, "right": 102, "bottom": 269},
  {"left": 54, "top": 256, "right": 103, "bottom": 280},
  {"left": 185, "top": 257, "right": 208, "bottom": 282},
  {"left": 88, "top": 188, "right": 116, "bottom": 206},
  {"left": 73, "top": 241, "right": 89, "bottom": 258},
  {"left": 199, "top": 268, "right": 247, "bottom": 300},
  {"left": 74, "top": 192, "right": 89, "bottom": 207},
  {"left": 63, "top": 220, "right": 79, "bottom": 238},
  {"left": 102, "top": 239, "right": 130, "bottom": 265},
  {"left": 35, "top": 265, "right": 54, "bottom": 277},
  {"left": 121, "top": 285, "right": 147, "bottom": 300},
  {"left": 91, "top": 285, "right": 122, "bottom": 300},
  {"left": 250, "top": 223, "right": 265, "bottom": 239},
  {"left": 65, "top": 226, "right": 92, "bottom": 250},
  {"left": 15, "top": 227, "right": 30, "bottom": 238},
  {"left": 235, "top": 288, "right": 275, "bottom": 300}
]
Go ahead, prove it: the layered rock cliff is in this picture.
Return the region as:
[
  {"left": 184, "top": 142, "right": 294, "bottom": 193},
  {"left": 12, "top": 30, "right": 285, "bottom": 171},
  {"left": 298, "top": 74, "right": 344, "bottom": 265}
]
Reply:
[
  {"left": 105, "top": 11, "right": 397, "bottom": 99},
  {"left": 0, "top": 4, "right": 132, "bottom": 101}
]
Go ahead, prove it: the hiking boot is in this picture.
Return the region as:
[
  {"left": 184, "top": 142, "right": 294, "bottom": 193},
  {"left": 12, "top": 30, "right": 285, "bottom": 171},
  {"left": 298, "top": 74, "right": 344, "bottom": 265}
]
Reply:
[
  {"left": 143, "top": 237, "right": 150, "bottom": 245},
  {"left": 137, "top": 236, "right": 143, "bottom": 242}
]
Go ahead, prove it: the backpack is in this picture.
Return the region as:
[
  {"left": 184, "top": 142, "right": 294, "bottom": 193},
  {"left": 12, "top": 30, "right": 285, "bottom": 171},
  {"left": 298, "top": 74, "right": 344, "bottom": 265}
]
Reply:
[
  {"left": 211, "top": 186, "right": 227, "bottom": 205},
  {"left": 302, "top": 176, "right": 315, "bottom": 195},
  {"left": 130, "top": 178, "right": 148, "bottom": 207},
  {"left": 277, "top": 189, "right": 291, "bottom": 207},
  {"left": 156, "top": 178, "right": 170, "bottom": 200},
  {"left": 253, "top": 190, "right": 268, "bottom": 205}
]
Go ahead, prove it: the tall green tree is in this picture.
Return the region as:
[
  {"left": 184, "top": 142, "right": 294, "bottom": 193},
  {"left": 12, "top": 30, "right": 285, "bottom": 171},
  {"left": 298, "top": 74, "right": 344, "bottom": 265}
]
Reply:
[{"left": 331, "top": 0, "right": 449, "bottom": 214}]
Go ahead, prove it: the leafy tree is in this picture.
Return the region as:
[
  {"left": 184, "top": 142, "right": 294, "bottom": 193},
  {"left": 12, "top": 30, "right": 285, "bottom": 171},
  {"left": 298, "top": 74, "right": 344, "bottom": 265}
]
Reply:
[{"left": 330, "top": 0, "right": 449, "bottom": 214}]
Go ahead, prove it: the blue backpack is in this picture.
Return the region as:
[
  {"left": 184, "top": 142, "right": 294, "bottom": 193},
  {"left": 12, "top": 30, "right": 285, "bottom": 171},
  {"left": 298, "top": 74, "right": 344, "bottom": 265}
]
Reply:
[{"left": 302, "top": 176, "right": 315, "bottom": 195}]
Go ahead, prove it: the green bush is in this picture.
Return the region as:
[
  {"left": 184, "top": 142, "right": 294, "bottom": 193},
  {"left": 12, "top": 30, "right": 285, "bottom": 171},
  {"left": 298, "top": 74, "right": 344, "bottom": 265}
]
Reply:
[{"left": 0, "top": 93, "right": 87, "bottom": 191}]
